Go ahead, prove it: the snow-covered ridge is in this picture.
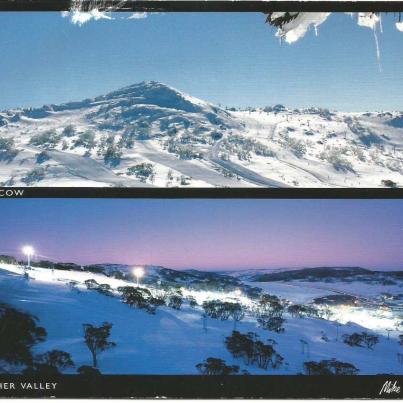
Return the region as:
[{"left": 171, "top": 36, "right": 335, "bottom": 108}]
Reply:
[{"left": 0, "top": 81, "right": 402, "bottom": 187}]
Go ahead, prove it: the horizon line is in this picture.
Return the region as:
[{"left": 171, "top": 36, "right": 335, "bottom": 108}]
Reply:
[
  {"left": 1, "top": 254, "right": 402, "bottom": 273},
  {"left": 2, "top": 79, "right": 403, "bottom": 115}
]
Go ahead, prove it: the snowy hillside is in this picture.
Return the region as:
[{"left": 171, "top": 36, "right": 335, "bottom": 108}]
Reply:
[
  {"left": 1, "top": 81, "right": 402, "bottom": 187},
  {"left": 0, "top": 261, "right": 402, "bottom": 375}
]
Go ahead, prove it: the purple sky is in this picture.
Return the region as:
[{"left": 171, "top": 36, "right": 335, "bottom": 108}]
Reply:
[{"left": 0, "top": 199, "right": 402, "bottom": 270}]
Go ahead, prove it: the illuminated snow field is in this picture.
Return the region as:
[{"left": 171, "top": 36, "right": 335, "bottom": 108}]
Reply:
[{"left": 0, "top": 262, "right": 402, "bottom": 375}]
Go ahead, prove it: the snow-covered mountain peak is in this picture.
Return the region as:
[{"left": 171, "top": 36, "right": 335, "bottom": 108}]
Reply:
[
  {"left": 85, "top": 80, "right": 237, "bottom": 132},
  {"left": 96, "top": 81, "right": 213, "bottom": 114},
  {"left": 0, "top": 82, "right": 402, "bottom": 187}
]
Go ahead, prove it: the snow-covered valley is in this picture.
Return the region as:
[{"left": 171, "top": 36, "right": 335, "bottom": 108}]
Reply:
[
  {"left": 1, "top": 81, "right": 402, "bottom": 188},
  {"left": 0, "top": 260, "right": 402, "bottom": 375}
]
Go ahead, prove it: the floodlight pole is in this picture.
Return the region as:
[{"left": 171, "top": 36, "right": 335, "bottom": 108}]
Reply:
[
  {"left": 133, "top": 267, "right": 144, "bottom": 287},
  {"left": 23, "top": 246, "right": 34, "bottom": 268},
  {"left": 202, "top": 313, "right": 208, "bottom": 332},
  {"left": 335, "top": 322, "right": 342, "bottom": 341}
]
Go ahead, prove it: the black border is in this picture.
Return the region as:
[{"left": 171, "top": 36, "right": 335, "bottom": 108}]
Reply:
[
  {"left": 0, "top": 375, "right": 401, "bottom": 398},
  {"left": 1, "top": 187, "right": 403, "bottom": 198},
  {"left": 0, "top": 0, "right": 403, "bottom": 12},
  {"left": 1, "top": 2, "right": 402, "bottom": 399}
]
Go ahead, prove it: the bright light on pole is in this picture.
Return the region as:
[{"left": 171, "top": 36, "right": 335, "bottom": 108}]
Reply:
[
  {"left": 22, "top": 245, "right": 35, "bottom": 267},
  {"left": 133, "top": 267, "right": 144, "bottom": 287}
]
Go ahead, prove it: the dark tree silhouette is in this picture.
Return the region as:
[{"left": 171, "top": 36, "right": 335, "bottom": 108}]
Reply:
[
  {"left": 118, "top": 286, "right": 160, "bottom": 314},
  {"left": 230, "top": 303, "right": 245, "bottom": 330},
  {"left": 0, "top": 303, "right": 46, "bottom": 366},
  {"left": 196, "top": 357, "right": 239, "bottom": 375},
  {"left": 23, "top": 350, "right": 74, "bottom": 376},
  {"left": 225, "top": 331, "right": 283, "bottom": 370},
  {"left": 84, "top": 279, "right": 99, "bottom": 290},
  {"left": 37, "top": 349, "right": 74, "bottom": 370},
  {"left": 83, "top": 322, "right": 116, "bottom": 368},
  {"left": 258, "top": 315, "right": 285, "bottom": 333},
  {"left": 168, "top": 295, "right": 183, "bottom": 310},
  {"left": 304, "top": 359, "right": 359, "bottom": 375},
  {"left": 343, "top": 332, "right": 379, "bottom": 349}
]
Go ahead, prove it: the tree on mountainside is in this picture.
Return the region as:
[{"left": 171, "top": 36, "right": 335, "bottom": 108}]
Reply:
[
  {"left": 196, "top": 357, "right": 240, "bottom": 375},
  {"left": 74, "top": 130, "right": 96, "bottom": 150},
  {"left": 304, "top": 359, "right": 359, "bottom": 375},
  {"left": 257, "top": 315, "right": 285, "bottom": 333},
  {"left": 0, "top": 137, "right": 18, "bottom": 162},
  {"left": 230, "top": 303, "right": 245, "bottom": 330},
  {"left": 258, "top": 294, "right": 285, "bottom": 318},
  {"left": 63, "top": 125, "right": 76, "bottom": 137},
  {"left": 225, "top": 331, "right": 283, "bottom": 370},
  {"left": 168, "top": 294, "right": 183, "bottom": 310},
  {"left": 84, "top": 279, "right": 99, "bottom": 290},
  {"left": 343, "top": 332, "right": 379, "bottom": 350}
]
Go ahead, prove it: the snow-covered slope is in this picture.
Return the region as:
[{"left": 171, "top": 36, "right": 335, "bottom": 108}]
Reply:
[
  {"left": 0, "top": 81, "right": 402, "bottom": 187},
  {"left": 0, "top": 262, "right": 402, "bottom": 375}
]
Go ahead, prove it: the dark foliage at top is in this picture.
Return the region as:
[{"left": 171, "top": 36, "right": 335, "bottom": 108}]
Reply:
[{"left": 266, "top": 12, "right": 299, "bottom": 28}]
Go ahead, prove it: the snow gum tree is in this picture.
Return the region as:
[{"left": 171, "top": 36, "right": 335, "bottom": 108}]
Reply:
[
  {"left": 83, "top": 322, "right": 116, "bottom": 368},
  {"left": 24, "top": 350, "right": 75, "bottom": 376},
  {"left": 225, "top": 331, "right": 284, "bottom": 370},
  {"left": 304, "top": 359, "right": 359, "bottom": 375},
  {"left": 342, "top": 332, "right": 379, "bottom": 349},
  {"left": 196, "top": 357, "right": 240, "bottom": 375},
  {"left": 0, "top": 303, "right": 47, "bottom": 367}
]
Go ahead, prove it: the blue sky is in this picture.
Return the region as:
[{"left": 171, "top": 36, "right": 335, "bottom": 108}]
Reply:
[
  {"left": 0, "top": 199, "right": 402, "bottom": 270},
  {"left": 0, "top": 12, "right": 402, "bottom": 111}
]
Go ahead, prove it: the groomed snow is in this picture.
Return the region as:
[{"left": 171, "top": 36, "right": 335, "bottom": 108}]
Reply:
[
  {"left": 0, "top": 263, "right": 401, "bottom": 375},
  {"left": 1, "top": 82, "right": 402, "bottom": 188}
]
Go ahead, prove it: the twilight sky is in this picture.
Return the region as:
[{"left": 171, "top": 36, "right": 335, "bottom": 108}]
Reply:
[
  {"left": 0, "top": 199, "right": 402, "bottom": 270},
  {"left": 0, "top": 12, "right": 402, "bottom": 111}
]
